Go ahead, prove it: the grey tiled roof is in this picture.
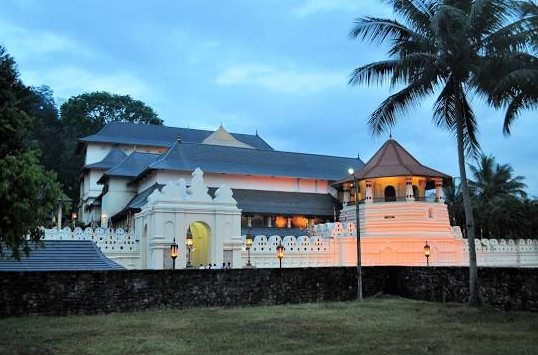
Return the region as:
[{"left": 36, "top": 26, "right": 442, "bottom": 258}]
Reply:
[
  {"left": 98, "top": 151, "right": 160, "bottom": 183},
  {"left": 83, "top": 148, "right": 127, "bottom": 170},
  {"left": 113, "top": 186, "right": 340, "bottom": 221},
  {"left": 0, "top": 241, "right": 124, "bottom": 271},
  {"left": 241, "top": 227, "right": 314, "bottom": 237},
  {"left": 79, "top": 122, "right": 274, "bottom": 150},
  {"left": 231, "top": 189, "right": 340, "bottom": 216},
  {"left": 141, "top": 141, "right": 364, "bottom": 181}
]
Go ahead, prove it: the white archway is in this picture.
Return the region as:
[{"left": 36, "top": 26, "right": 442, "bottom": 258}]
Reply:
[{"left": 134, "top": 168, "right": 242, "bottom": 269}]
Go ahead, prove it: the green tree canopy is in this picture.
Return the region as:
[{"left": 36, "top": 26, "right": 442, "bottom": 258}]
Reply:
[
  {"left": 0, "top": 46, "right": 63, "bottom": 259},
  {"left": 58, "top": 91, "right": 163, "bottom": 202}
]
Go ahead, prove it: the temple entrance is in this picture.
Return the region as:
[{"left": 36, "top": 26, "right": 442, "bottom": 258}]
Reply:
[{"left": 189, "top": 221, "right": 210, "bottom": 267}]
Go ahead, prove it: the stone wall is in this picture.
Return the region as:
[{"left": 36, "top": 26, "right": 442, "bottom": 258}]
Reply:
[
  {"left": 1, "top": 267, "right": 536, "bottom": 318},
  {"left": 0, "top": 267, "right": 357, "bottom": 318}
]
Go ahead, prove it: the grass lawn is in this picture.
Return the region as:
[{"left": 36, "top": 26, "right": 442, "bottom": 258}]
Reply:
[{"left": 0, "top": 297, "right": 537, "bottom": 355}]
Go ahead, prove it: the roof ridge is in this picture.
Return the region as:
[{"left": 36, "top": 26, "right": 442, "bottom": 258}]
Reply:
[{"left": 157, "top": 140, "right": 361, "bottom": 161}]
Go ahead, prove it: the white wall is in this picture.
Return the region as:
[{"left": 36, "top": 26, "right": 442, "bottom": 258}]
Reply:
[
  {"left": 101, "top": 178, "right": 137, "bottom": 225},
  {"left": 138, "top": 170, "right": 331, "bottom": 195}
]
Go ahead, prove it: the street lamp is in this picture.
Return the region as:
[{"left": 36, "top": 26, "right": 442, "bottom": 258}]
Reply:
[
  {"left": 71, "top": 211, "right": 77, "bottom": 228},
  {"left": 186, "top": 228, "right": 194, "bottom": 269},
  {"left": 170, "top": 237, "right": 178, "bottom": 270},
  {"left": 424, "top": 241, "right": 430, "bottom": 267},
  {"left": 276, "top": 243, "right": 285, "bottom": 269},
  {"left": 245, "top": 229, "right": 253, "bottom": 268},
  {"left": 348, "top": 167, "right": 363, "bottom": 301}
]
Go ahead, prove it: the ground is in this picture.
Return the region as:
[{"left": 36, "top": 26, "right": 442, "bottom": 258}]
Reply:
[{"left": 1, "top": 297, "right": 537, "bottom": 355}]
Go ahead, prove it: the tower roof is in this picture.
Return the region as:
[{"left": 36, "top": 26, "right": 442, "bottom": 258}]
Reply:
[{"left": 335, "top": 139, "right": 450, "bottom": 185}]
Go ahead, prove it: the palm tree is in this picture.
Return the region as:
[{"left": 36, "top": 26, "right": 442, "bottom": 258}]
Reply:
[
  {"left": 487, "top": 1, "right": 538, "bottom": 133},
  {"left": 349, "top": 0, "right": 535, "bottom": 303},
  {"left": 470, "top": 155, "right": 527, "bottom": 201},
  {"left": 469, "top": 155, "right": 527, "bottom": 238}
]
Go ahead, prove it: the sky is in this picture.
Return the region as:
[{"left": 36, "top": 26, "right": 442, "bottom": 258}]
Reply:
[{"left": 1, "top": 0, "right": 536, "bottom": 195}]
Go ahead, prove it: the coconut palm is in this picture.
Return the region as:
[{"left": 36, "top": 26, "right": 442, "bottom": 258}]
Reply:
[
  {"left": 486, "top": 1, "right": 538, "bottom": 134},
  {"left": 349, "top": 0, "right": 535, "bottom": 303},
  {"left": 470, "top": 155, "right": 527, "bottom": 201}
]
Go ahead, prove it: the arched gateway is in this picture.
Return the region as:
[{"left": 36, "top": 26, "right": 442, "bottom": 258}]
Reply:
[{"left": 134, "top": 168, "right": 242, "bottom": 269}]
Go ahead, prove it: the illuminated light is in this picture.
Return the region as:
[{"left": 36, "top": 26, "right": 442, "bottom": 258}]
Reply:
[
  {"left": 71, "top": 212, "right": 77, "bottom": 220},
  {"left": 424, "top": 241, "right": 431, "bottom": 267},
  {"left": 274, "top": 216, "right": 287, "bottom": 228},
  {"left": 276, "top": 243, "right": 285, "bottom": 268},
  {"left": 170, "top": 237, "right": 179, "bottom": 270},
  {"left": 348, "top": 168, "right": 354, "bottom": 175},
  {"left": 186, "top": 228, "right": 193, "bottom": 268}
]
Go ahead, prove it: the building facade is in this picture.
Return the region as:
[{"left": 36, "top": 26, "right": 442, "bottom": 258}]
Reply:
[{"left": 43, "top": 122, "right": 535, "bottom": 269}]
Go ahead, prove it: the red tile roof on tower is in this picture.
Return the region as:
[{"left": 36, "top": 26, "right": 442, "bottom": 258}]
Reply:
[{"left": 334, "top": 139, "right": 451, "bottom": 185}]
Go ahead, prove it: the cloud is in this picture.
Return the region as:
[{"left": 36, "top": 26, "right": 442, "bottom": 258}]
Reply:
[
  {"left": 292, "top": 0, "right": 369, "bottom": 18},
  {"left": 21, "top": 66, "right": 151, "bottom": 100},
  {"left": 0, "top": 17, "right": 91, "bottom": 59},
  {"left": 216, "top": 64, "right": 346, "bottom": 94}
]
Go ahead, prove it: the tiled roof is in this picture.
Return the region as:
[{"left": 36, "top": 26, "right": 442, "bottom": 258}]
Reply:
[
  {"left": 0, "top": 241, "right": 124, "bottom": 271},
  {"left": 79, "top": 122, "right": 274, "bottom": 150},
  {"left": 335, "top": 139, "right": 451, "bottom": 185},
  {"left": 97, "top": 151, "right": 160, "bottom": 183},
  {"left": 83, "top": 148, "right": 127, "bottom": 170},
  {"left": 112, "top": 185, "right": 340, "bottom": 221},
  {"left": 140, "top": 140, "right": 364, "bottom": 181},
  {"left": 241, "top": 227, "right": 314, "bottom": 237}
]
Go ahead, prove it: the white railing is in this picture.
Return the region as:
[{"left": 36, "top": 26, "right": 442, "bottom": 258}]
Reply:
[{"left": 43, "top": 227, "right": 140, "bottom": 253}]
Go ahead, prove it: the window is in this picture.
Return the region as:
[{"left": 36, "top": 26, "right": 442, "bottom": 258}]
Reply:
[
  {"left": 384, "top": 186, "right": 396, "bottom": 202},
  {"left": 413, "top": 185, "right": 419, "bottom": 200}
]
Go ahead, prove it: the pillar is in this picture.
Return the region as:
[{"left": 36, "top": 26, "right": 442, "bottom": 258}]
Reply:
[
  {"left": 287, "top": 217, "right": 291, "bottom": 228},
  {"left": 405, "top": 177, "right": 414, "bottom": 202},
  {"left": 267, "top": 216, "right": 272, "bottom": 227},
  {"left": 435, "top": 179, "right": 444, "bottom": 203},
  {"left": 57, "top": 204, "right": 63, "bottom": 230},
  {"left": 343, "top": 189, "right": 350, "bottom": 206},
  {"left": 247, "top": 216, "right": 252, "bottom": 228},
  {"left": 365, "top": 180, "right": 373, "bottom": 204}
]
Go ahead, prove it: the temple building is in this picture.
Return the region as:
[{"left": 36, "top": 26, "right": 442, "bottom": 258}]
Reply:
[
  {"left": 36, "top": 121, "right": 538, "bottom": 270},
  {"left": 77, "top": 122, "right": 364, "bottom": 235}
]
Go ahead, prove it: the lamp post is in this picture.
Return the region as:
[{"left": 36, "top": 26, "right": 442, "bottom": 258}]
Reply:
[
  {"left": 170, "top": 237, "right": 178, "bottom": 270},
  {"left": 276, "top": 243, "right": 285, "bottom": 269},
  {"left": 348, "top": 168, "right": 363, "bottom": 301},
  {"left": 245, "top": 229, "right": 253, "bottom": 268},
  {"left": 71, "top": 211, "right": 77, "bottom": 228},
  {"left": 424, "top": 241, "right": 430, "bottom": 267},
  {"left": 186, "top": 228, "right": 194, "bottom": 269}
]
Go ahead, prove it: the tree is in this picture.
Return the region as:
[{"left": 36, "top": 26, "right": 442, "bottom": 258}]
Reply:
[
  {"left": 348, "top": 0, "right": 536, "bottom": 303},
  {"left": 0, "top": 46, "right": 63, "bottom": 259},
  {"left": 487, "top": 1, "right": 538, "bottom": 133},
  {"left": 58, "top": 92, "right": 163, "bottom": 202}
]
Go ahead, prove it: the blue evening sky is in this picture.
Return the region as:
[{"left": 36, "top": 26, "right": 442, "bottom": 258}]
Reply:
[{"left": 2, "top": 0, "right": 536, "bottom": 194}]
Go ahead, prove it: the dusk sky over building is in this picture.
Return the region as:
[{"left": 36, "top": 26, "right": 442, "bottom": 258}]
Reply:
[{"left": 1, "top": 0, "right": 536, "bottom": 194}]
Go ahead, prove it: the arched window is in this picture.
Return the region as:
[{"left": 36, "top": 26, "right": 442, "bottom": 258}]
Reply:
[
  {"left": 413, "top": 185, "right": 420, "bottom": 200},
  {"left": 384, "top": 186, "right": 396, "bottom": 202}
]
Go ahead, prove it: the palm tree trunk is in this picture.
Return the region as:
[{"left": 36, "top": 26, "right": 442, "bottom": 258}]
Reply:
[{"left": 455, "top": 103, "right": 478, "bottom": 305}]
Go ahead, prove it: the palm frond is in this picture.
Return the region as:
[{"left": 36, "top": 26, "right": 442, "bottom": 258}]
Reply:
[
  {"left": 503, "top": 93, "right": 538, "bottom": 134},
  {"left": 368, "top": 79, "right": 434, "bottom": 136}
]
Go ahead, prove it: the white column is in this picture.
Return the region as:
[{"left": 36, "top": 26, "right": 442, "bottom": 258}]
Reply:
[
  {"left": 365, "top": 181, "right": 373, "bottom": 204},
  {"left": 405, "top": 177, "right": 414, "bottom": 202},
  {"left": 247, "top": 216, "right": 252, "bottom": 228},
  {"left": 57, "top": 204, "right": 63, "bottom": 230},
  {"left": 287, "top": 217, "right": 291, "bottom": 228},
  {"left": 267, "top": 216, "right": 272, "bottom": 227},
  {"left": 343, "top": 189, "right": 350, "bottom": 206},
  {"left": 435, "top": 180, "right": 444, "bottom": 203}
]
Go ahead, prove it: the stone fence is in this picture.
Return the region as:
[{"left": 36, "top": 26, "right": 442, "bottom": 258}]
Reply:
[{"left": 1, "top": 267, "right": 536, "bottom": 317}]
